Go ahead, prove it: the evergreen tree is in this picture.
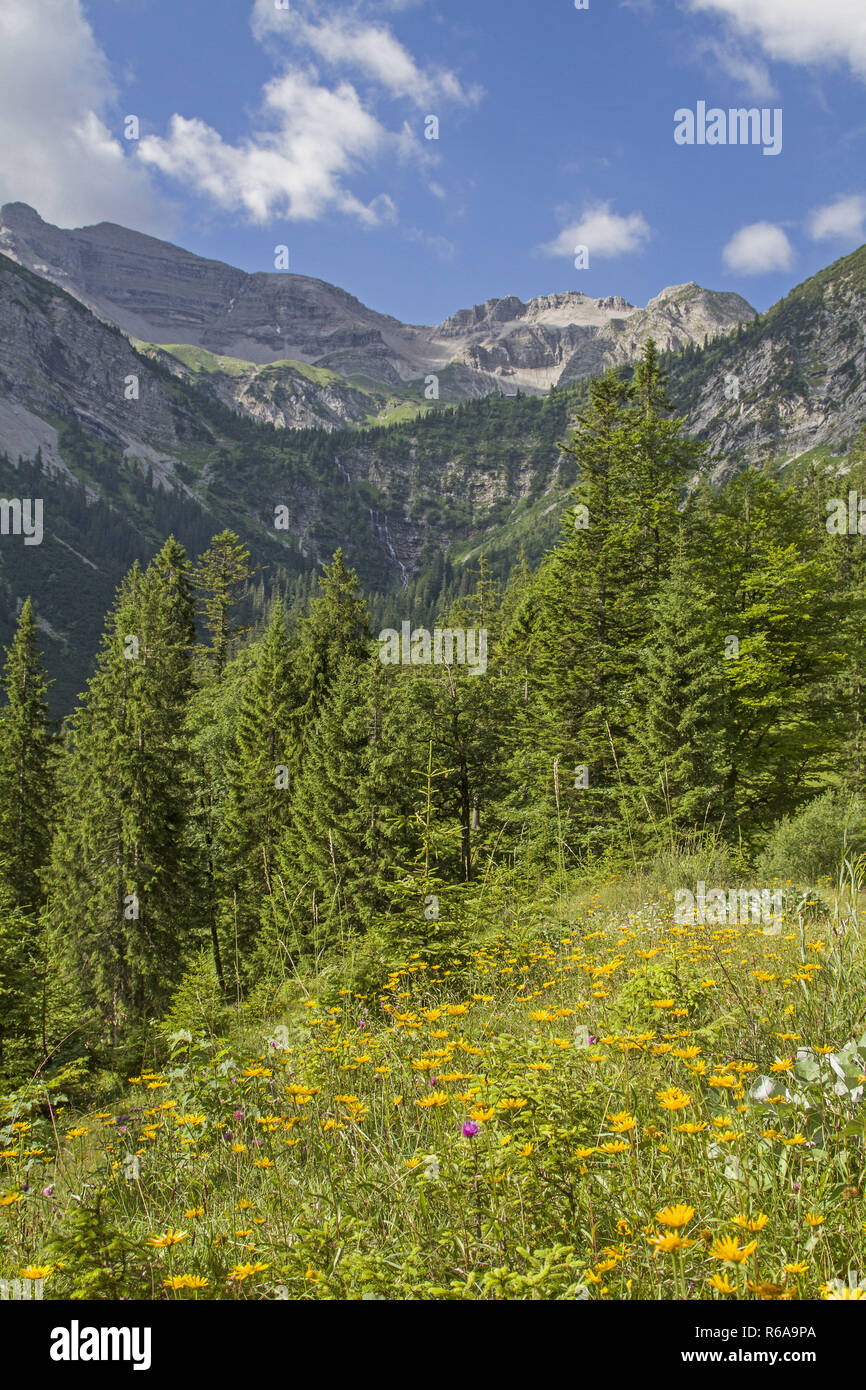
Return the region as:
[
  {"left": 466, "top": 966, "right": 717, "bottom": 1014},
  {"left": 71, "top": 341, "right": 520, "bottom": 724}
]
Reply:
[
  {"left": 186, "top": 647, "right": 257, "bottom": 998},
  {"left": 265, "top": 655, "right": 385, "bottom": 965},
  {"left": 0, "top": 879, "right": 42, "bottom": 1079},
  {"left": 220, "top": 601, "right": 296, "bottom": 981},
  {"left": 623, "top": 544, "right": 730, "bottom": 845},
  {"left": 45, "top": 540, "right": 199, "bottom": 1052},
  {"left": 511, "top": 346, "right": 705, "bottom": 858},
  {"left": 290, "top": 549, "right": 371, "bottom": 739},
  {"left": 194, "top": 530, "right": 253, "bottom": 681},
  {"left": 0, "top": 598, "right": 54, "bottom": 910},
  {"left": 821, "top": 431, "right": 866, "bottom": 794},
  {"left": 690, "top": 470, "right": 842, "bottom": 839}
]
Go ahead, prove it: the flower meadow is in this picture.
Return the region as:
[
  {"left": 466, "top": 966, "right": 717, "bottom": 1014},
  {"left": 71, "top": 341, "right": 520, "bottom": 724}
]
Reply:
[{"left": 3, "top": 891, "right": 866, "bottom": 1301}]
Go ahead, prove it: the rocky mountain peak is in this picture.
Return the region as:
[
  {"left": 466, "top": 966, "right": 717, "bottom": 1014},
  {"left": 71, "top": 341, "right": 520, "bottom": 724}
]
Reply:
[{"left": 0, "top": 202, "right": 757, "bottom": 400}]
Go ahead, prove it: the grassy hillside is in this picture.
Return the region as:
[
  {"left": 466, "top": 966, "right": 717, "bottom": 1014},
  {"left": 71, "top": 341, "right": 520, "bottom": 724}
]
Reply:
[{"left": 4, "top": 879, "right": 863, "bottom": 1301}]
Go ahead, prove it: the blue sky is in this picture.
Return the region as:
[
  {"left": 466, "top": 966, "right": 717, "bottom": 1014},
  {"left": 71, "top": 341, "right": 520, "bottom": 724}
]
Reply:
[{"left": 1, "top": 0, "right": 865, "bottom": 323}]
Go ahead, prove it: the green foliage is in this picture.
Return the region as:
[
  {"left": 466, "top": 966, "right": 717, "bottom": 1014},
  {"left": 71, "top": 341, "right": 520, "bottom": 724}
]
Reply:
[
  {"left": 757, "top": 790, "right": 866, "bottom": 883},
  {"left": 160, "top": 949, "right": 231, "bottom": 1040},
  {"left": 193, "top": 530, "right": 253, "bottom": 681},
  {"left": 44, "top": 539, "right": 201, "bottom": 1057},
  {"left": 0, "top": 598, "right": 55, "bottom": 910},
  {"left": 45, "top": 1197, "right": 151, "bottom": 1300}
]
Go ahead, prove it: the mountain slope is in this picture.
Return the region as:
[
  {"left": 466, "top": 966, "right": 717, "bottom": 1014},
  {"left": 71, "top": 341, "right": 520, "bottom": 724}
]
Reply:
[
  {"left": 1, "top": 233, "right": 865, "bottom": 713},
  {"left": 0, "top": 202, "right": 756, "bottom": 401},
  {"left": 665, "top": 242, "right": 866, "bottom": 475},
  {"left": 0, "top": 251, "right": 584, "bottom": 709}
]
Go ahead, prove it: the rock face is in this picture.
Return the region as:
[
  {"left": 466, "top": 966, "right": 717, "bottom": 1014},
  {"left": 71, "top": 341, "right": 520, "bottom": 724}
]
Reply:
[
  {"left": 0, "top": 252, "right": 217, "bottom": 484},
  {"left": 0, "top": 202, "right": 756, "bottom": 400},
  {"left": 668, "top": 244, "right": 866, "bottom": 475}
]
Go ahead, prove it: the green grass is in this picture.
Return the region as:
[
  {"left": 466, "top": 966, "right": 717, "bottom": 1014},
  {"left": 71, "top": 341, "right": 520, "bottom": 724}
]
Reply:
[
  {"left": 148, "top": 345, "right": 255, "bottom": 378},
  {"left": 3, "top": 874, "right": 865, "bottom": 1301}
]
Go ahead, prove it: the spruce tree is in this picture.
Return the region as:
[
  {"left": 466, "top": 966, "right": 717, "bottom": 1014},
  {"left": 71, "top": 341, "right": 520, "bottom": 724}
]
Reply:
[
  {"left": 0, "top": 598, "right": 54, "bottom": 911},
  {"left": 266, "top": 655, "right": 384, "bottom": 964},
  {"left": 194, "top": 530, "right": 253, "bottom": 681},
  {"left": 0, "top": 879, "right": 42, "bottom": 1079},
  {"left": 45, "top": 540, "right": 199, "bottom": 1051},
  {"left": 290, "top": 549, "right": 371, "bottom": 740},
  {"left": 220, "top": 601, "right": 295, "bottom": 980},
  {"left": 624, "top": 546, "right": 730, "bottom": 845},
  {"left": 822, "top": 431, "right": 866, "bottom": 794},
  {"left": 689, "top": 469, "right": 842, "bottom": 839},
  {"left": 515, "top": 348, "right": 705, "bottom": 859}
]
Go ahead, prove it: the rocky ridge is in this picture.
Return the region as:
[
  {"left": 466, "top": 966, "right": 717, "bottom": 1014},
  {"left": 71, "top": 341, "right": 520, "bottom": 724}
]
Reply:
[{"left": 0, "top": 202, "right": 756, "bottom": 403}]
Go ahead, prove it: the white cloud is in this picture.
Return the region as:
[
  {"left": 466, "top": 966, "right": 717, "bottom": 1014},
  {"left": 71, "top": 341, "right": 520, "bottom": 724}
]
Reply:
[
  {"left": 0, "top": 0, "right": 167, "bottom": 230},
  {"left": 140, "top": 71, "right": 403, "bottom": 225},
  {"left": 722, "top": 221, "right": 795, "bottom": 274},
  {"left": 693, "top": 38, "right": 777, "bottom": 100},
  {"left": 291, "top": 15, "right": 478, "bottom": 108},
  {"left": 0, "top": 0, "right": 475, "bottom": 235},
  {"left": 136, "top": 1, "right": 475, "bottom": 228},
  {"left": 405, "top": 227, "right": 457, "bottom": 262},
  {"left": 687, "top": 0, "right": 866, "bottom": 81},
  {"left": 252, "top": 0, "right": 481, "bottom": 108},
  {"left": 540, "top": 203, "right": 651, "bottom": 259},
  {"left": 807, "top": 194, "right": 866, "bottom": 243}
]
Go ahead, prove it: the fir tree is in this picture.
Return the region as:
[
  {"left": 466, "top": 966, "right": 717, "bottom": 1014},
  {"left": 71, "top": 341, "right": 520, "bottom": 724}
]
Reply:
[
  {"left": 0, "top": 598, "right": 54, "bottom": 911},
  {"left": 194, "top": 530, "right": 253, "bottom": 681},
  {"left": 45, "top": 540, "right": 199, "bottom": 1051},
  {"left": 220, "top": 601, "right": 296, "bottom": 981},
  {"left": 624, "top": 544, "right": 730, "bottom": 845}
]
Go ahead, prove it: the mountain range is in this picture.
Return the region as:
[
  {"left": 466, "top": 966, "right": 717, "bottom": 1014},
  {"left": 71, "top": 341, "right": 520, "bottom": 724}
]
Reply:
[
  {"left": 0, "top": 201, "right": 754, "bottom": 413},
  {"left": 0, "top": 200, "right": 864, "bottom": 711}
]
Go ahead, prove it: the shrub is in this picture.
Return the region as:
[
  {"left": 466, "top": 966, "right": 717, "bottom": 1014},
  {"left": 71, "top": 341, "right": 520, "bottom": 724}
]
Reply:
[{"left": 757, "top": 790, "right": 866, "bottom": 883}]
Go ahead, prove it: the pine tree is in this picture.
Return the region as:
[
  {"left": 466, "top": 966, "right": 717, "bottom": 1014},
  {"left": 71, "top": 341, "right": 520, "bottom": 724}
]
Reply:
[
  {"left": 194, "top": 530, "right": 253, "bottom": 681},
  {"left": 265, "top": 656, "right": 385, "bottom": 965},
  {"left": 0, "top": 598, "right": 54, "bottom": 911},
  {"left": 220, "top": 601, "right": 296, "bottom": 981},
  {"left": 45, "top": 540, "right": 199, "bottom": 1052},
  {"left": 624, "top": 545, "right": 730, "bottom": 845}
]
